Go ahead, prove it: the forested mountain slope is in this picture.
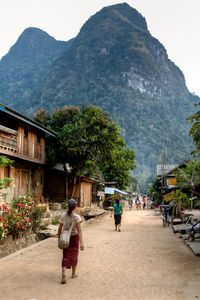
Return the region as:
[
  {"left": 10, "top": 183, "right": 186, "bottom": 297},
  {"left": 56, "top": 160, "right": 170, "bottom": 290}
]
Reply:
[
  {"left": 0, "top": 27, "right": 73, "bottom": 113},
  {"left": 0, "top": 3, "right": 198, "bottom": 189}
]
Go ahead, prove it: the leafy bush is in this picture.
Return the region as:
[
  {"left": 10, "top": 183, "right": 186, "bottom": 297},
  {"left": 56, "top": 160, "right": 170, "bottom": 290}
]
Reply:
[
  {"left": 0, "top": 194, "right": 44, "bottom": 241},
  {"left": 194, "top": 199, "right": 200, "bottom": 209},
  {"left": 51, "top": 216, "right": 60, "bottom": 225},
  {"left": 173, "top": 190, "right": 190, "bottom": 209},
  {"left": 0, "top": 155, "right": 13, "bottom": 201},
  {"left": 29, "top": 206, "right": 42, "bottom": 232},
  {"left": 61, "top": 202, "right": 68, "bottom": 210},
  {"left": 0, "top": 204, "right": 10, "bottom": 242}
]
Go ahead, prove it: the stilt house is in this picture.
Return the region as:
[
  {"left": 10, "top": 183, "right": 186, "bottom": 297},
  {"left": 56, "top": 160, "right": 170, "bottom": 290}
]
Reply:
[{"left": 0, "top": 104, "right": 56, "bottom": 204}]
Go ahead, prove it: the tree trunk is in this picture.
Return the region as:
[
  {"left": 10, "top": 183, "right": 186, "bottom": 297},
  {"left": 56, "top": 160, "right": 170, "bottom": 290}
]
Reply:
[
  {"left": 69, "top": 176, "right": 77, "bottom": 199},
  {"left": 71, "top": 176, "right": 81, "bottom": 206}
]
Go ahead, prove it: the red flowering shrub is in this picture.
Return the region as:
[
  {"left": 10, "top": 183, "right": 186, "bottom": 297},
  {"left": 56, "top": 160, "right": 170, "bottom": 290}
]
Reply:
[
  {"left": 0, "top": 195, "right": 43, "bottom": 241},
  {"left": 0, "top": 204, "right": 10, "bottom": 242}
]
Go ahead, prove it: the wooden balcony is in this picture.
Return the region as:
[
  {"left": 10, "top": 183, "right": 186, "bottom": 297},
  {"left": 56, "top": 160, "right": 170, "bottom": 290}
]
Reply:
[
  {"left": 0, "top": 135, "right": 17, "bottom": 153},
  {"left": 0, "top": 134, "right": 45, "bottom": 164}
]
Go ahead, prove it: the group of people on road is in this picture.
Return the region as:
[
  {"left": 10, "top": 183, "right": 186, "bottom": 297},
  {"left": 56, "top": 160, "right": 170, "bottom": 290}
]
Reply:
[
  {"left": 133, "top": 194, "right": 148, "bottom": 210},
  {"left": 109, "top": 194, "right": 150, "bottom": 232}
]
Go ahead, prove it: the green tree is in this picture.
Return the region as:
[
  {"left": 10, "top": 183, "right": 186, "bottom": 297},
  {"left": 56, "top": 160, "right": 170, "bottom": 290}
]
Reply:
[
  {"left": 171, "top": 190, "right": 190, "bottom": 211},
  {"left": 174, "top": 158, "right": 200, "bottom": 208},
  {"left": 34, "top": 105, "right": 136, "bottom": 198},
  {"left": 175, "top": 159, "right": 200, "bottom": 191},
  {"left": 0, "top": 156, "right": 13, "bottom": 200},
  {"left": 102, "top": 146, "right": 135, "bottom": 189},
  {"left": 188, "top": 104, "right": 200, "bottom": 152}
]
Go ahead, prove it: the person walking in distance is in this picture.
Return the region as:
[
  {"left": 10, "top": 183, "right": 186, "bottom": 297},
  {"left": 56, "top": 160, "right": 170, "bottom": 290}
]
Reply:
[
  {"left": 58, "top": 199, "right": 84, "bottom": 284},
  {"left": 110, "top": 198, "right": 123, "bottom": 232},
  {"left": 128, "top": 197, "right": 133, "bottom": 210},
  {"left": 135, "top": 195, "right": 141, "bottom": 210},
  {"left": 142, "top": 195, "right": 147, "bottom": 210}
]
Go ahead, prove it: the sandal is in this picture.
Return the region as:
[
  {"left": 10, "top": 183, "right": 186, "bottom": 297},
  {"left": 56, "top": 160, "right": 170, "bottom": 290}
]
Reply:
[
  {"left": 71, "top": 274, "right": 78, "bottom": 278},
  {"left": 61, "top": 274, "right": 67, "bottom": 284}
]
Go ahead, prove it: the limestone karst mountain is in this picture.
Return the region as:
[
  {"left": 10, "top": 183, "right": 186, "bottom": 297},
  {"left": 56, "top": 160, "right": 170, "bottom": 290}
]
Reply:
[
  {"left": 0, "top": 3, "right": 198, "bottom": 189},
  {"left": 0, "top": 27, "right": 73, "bottom": 113}
]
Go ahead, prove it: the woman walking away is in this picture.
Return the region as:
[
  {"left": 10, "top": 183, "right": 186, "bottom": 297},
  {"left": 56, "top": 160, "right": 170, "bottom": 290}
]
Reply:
[
  {"left": 58, "top": 199, "right": 84, "bottom": 284},
  {"left": 110, "top": 199, "right": 123, "bottom": 232}
]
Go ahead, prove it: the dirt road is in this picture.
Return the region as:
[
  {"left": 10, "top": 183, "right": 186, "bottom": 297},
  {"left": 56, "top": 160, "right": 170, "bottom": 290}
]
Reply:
[{"left": 0, "top": 208, "right": 200, "bottom": 300}]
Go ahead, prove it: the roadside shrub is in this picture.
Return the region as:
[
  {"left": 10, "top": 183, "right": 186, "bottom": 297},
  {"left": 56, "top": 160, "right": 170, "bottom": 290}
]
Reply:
[
  {"left": 194, "top": 199, "right": 200, "bottom": 209},
  {"left": 173, "top": 190, "right": 190, "bottom": 209},
  {"left": 61, "top": 202, "right": 68, "bottom": 210},
  {"left": 0, "top": 194, "right": 44, "bottom": 241},
  {"left": 29, "top": 206, "right": 42, "bottom": 232},
  {"left": 51, "top": 215, "right": 60, "bottom": 225}
]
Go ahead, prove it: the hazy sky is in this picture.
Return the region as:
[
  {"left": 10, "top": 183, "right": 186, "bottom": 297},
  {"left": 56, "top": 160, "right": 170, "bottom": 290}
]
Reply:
[{"left": 0, "top": 0, "right": 199, "bottom": 95}]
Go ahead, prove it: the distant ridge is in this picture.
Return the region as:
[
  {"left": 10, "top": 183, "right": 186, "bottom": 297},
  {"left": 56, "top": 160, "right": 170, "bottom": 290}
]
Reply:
[{"left": 0, "top": 27, "right": 72, "bottom": 112}]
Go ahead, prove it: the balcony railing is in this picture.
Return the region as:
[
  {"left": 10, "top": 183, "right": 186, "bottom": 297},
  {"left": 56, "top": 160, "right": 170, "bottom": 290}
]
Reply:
[
  {"left": 0, "top": 135, "right": 17, "bottom": 152},
  {"left": 0, "top": 134, "right": 45, "bottom": 164}
]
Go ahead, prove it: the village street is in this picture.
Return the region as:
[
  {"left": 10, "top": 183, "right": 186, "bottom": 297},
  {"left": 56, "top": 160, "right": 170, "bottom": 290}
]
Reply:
[{"left": 0, "top": 208, "right": 200, "bottom": 300}]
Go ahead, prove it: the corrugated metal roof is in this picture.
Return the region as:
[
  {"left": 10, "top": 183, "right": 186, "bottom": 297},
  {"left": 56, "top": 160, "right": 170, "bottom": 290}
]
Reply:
[
  {"left": 105, "top": 187, "right": 128, "bottom": 195},
  {"left": 156, "top": 164, "right": 178, "bottom": 176},
  {"left": 0, "top": 103, "right": 57, "bottom": 137}
]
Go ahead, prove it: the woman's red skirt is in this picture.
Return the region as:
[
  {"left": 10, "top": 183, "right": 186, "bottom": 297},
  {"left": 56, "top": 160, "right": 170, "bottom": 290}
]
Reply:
[{"left": 62, "top": 234, "right": 79, "bottom": 269}]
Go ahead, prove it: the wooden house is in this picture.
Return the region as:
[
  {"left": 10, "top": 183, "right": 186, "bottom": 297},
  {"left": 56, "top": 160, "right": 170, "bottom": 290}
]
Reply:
[
  {"left": 0, "top": 104, "right": 56, "bottom": 204},
  {"left": 156, "top": 163, "right": 187, "bottom": 202},
  {"left": 46, "top": 167, "right": 101, "bottom": 207},
  {"left": 73, "top": 177, "right": 100, "bottom": 207}
]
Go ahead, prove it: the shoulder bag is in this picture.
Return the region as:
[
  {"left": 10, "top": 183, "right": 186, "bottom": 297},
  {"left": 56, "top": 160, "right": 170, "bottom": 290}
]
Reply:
[{"left": 58, "top": 220, "right": 74, "bottom": 250}]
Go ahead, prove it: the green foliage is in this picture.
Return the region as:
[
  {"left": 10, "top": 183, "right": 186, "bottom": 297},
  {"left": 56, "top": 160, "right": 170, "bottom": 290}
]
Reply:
[
  {"left": 0, "top": 178, "right": 12, "bottom": 190},
  {"left": 175, "top": 158, "right": 200, "bottom": 193},
  {"left": 0, "top": 4, "right": 198, "bottom": 193},
  {"left": 104, "top": 194, "right": 119, "bottom": 206},
  {"left": 0, "top": 223, "right": 5, "bottom": 242},
  {"left": 61, "top": 202, "right": 68, "bottom": 210},
  {"left": 34, "top": 105, "right": 136, "bottom": 189},
  {"left": 29, "top": 206, "right": 42, "bottom": 232},
  {"left": 188, "top": 103, "right": 200, "bottom": 152},
  {"left": 193, "top": 199, "right": 200, "bottom": 209},
  {"left": 0, "top": 156, "right": 13, "bottom": 167},
  {"left": 0, "top": 194, "right": 44, "bottom": 241},
  {"left": 33, "top": 108, "right": 51, "bottom": 127},
  {"left": 147, "top": 182, "right": 155, "bottom": 195},
  {"left": 102, "top": 146, "right": 135, "bottom": 189},
  {"left": 51, "top": 216, "right": 60, "bottom": 225},
  {"left": 172, "top": 190, "right": 190, "bottom": 209},
  {"left": 0, "top": 156, "right": 13, "bottom": 201},
  {"left": 0, "top": 196, "right": 33, "bottom": 239}
]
